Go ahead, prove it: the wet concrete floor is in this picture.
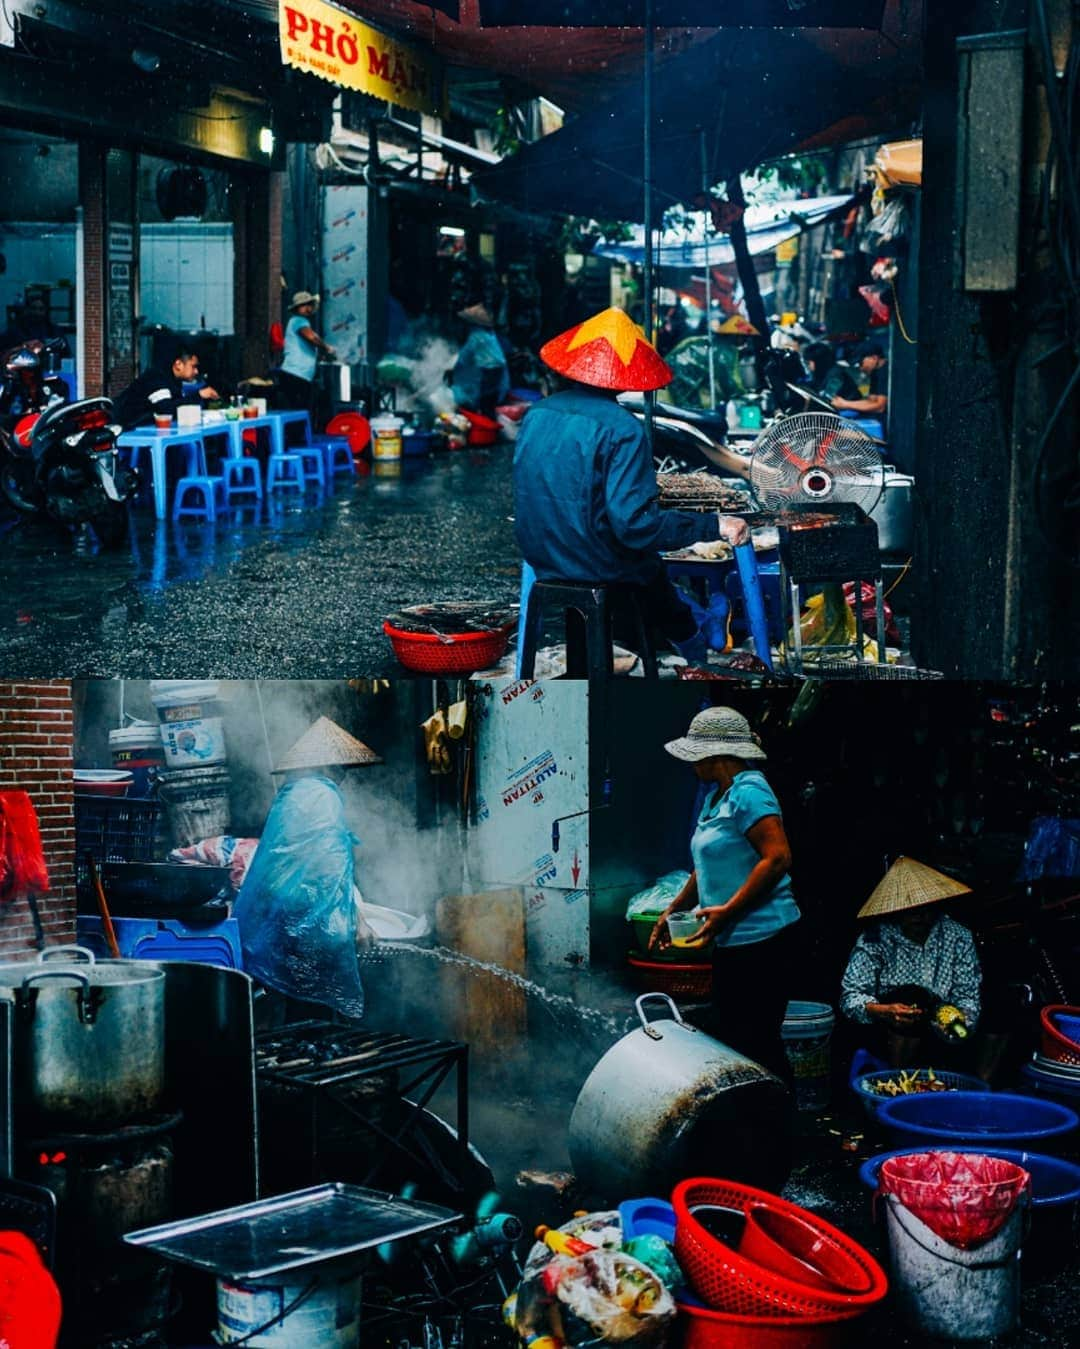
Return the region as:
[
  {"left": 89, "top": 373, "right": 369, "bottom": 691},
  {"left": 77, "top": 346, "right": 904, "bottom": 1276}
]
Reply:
[{"left": 0, "top": 449, "right": 518, "bottom": 677}]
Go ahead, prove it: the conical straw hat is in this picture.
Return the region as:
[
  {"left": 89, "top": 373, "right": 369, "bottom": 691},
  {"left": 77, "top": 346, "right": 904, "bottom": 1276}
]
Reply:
[
  {"left": 540, "top": 307, "right": 673, "bottom": 392},
  {"left": 857, "top": 855, "right": 972, "bottom": 920},
  {"left": 273, "top": 716, "right": 382, "bottom": 773}
]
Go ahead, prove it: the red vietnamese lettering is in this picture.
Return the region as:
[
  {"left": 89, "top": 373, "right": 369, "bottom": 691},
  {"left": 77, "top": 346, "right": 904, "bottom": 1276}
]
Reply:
[
  {"left": 367, "top": 46, "right": 390, "bottom": 80},
  {"left": 284, "top": 6, "right": 308, "bottom": 40},
  {"left": 391, "top": 54, "right": 407, "bottom": 89},
  {"left": 337, "top": 26, "right": 358, "bottom": 65},
  {"left": 310, "top": 19, "right": 335, "bottom": 55}
]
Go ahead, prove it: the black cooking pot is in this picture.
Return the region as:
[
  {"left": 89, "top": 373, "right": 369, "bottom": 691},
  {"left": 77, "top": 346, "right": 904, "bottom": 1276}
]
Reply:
[{"left": 84, "top": 863, "right": 230, "bottom": 918}]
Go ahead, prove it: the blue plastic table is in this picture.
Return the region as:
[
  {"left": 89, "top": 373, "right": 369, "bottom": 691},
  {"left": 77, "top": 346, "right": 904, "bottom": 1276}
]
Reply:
[{"left": 117, "top": 426, "right": 207, "bottom": 520}]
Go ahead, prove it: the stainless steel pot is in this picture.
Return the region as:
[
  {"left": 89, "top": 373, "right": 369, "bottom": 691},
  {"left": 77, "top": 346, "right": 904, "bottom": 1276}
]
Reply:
[
  {"left": 870, "top": 470, "right": 914, "bottom": 555},
  {"left": 0, "top": 947, "right": 165, "bottom": 1129},
  {"left": 568, "top": 994, "right": 791, "bottom": 1200}
]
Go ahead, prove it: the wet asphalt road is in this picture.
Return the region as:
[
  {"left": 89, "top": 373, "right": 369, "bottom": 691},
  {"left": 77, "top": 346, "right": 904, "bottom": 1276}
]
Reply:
[{"left": 0, "top": 450, "right": 518, "bottom": 677}]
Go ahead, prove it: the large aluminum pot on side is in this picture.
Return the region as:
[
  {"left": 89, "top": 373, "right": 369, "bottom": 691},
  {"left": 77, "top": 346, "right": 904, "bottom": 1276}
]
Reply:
[
  {"left": 568, "top": 994, "right": 791, "bottom": 1202},
  {"left": 0, "top": 946, "right": 166, "bottom": 1130}
]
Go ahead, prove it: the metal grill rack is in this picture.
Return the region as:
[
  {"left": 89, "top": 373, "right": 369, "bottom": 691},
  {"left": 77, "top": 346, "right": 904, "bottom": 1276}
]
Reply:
[{"left": 255, "top": 1021, "right": 469, "bottom": 1196}]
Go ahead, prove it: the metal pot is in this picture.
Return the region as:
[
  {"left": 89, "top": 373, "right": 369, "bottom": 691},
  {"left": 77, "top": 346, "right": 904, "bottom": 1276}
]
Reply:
[
  {"left": 0, "top": 947, "right": 165, "bottom": 1129},
  {"left": 870, "top": 470, "right": 914, "bottom": 555},
  {"left": 568, "top": 994, "right": 791, "bottom": 1201}
]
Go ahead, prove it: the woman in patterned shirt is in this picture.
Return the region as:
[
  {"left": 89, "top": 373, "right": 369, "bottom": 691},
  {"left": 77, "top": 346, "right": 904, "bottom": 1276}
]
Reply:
[{"left": 841, "top": 856, "right": 980, "bottom": 1066}]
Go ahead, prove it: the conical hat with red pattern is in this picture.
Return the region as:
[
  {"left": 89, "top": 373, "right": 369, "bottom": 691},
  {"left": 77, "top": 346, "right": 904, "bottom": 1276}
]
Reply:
[{"left": 540, "top": 307, "right": 673, "bottom": 392}]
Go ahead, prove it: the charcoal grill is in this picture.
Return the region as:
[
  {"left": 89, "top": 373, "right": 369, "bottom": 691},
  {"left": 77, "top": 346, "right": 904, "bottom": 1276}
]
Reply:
[{"left": 255, "top": 1021, "right": 471, "bottom": 1201}]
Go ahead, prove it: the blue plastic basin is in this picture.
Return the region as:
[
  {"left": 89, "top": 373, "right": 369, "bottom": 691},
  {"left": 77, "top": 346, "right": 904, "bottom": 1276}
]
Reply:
[
  {"left": 876, "top": 1091, "right": 1079, "bottom": 1149},
  {"left": 619, "top": 1198, "right": 676, "bottom": 1244},
  {"left": 858, "top": 1148, "right": 1080, "bottom": 1207}
]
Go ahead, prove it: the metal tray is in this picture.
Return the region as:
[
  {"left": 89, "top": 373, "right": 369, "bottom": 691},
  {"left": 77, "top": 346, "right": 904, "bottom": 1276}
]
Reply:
[{"left": 123, "top": 1183, "right": 461, "bottom": 1280}]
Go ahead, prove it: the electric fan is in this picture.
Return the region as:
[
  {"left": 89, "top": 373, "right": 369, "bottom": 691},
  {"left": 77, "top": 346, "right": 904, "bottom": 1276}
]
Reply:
[{"left": 748, "top": 412, "right": 884, "bottom": 514}]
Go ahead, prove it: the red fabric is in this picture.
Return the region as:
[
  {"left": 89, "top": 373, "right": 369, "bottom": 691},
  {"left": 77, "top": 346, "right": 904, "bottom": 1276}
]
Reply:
[
  {"left": 843, "top": 582, "right": 900, "bottom": 645},
  {"left": 879, "top": 1152, "right": 1030, "bottom": 1250},
  {"left": 0, "top": 793, "right": 49, "bottom": 905},
  {"left": 269, "top": 322, "right": 285, "bottom": 356},
  {"left": 0, "top": 1231, "right": 61, "bottom": 1347}
]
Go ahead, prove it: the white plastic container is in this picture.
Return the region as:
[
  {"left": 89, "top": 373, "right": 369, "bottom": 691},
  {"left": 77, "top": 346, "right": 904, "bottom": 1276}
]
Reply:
[
  {"left": 369, "top": 414, "right": 403, "bottom": 462},
  {"left": 150, "top": 680, "right": 227, "bottom": 769},
  {"left": 666, "top": 912, "right": 704, "bottom": 943},
  {"left": 781, "top": 1000, "right": 836, "bottom": 1112},
  {"left": 216, "top": 1263, "right": 361, "bottom": 1346},
  {"left": 109, "top": 721, "right": 166, "bottom": 797}
]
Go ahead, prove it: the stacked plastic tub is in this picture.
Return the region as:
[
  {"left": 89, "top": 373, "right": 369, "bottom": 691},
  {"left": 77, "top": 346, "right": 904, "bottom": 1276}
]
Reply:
[
  {"left": 149, "top": 681, "right": 231, "bottom": 847},
  {"left": 671, "top": 1177, "right": 888, "bottom": 1347},
  {"left": 1021, "top": 1005, "right": 1080, "bottom": 1110}
]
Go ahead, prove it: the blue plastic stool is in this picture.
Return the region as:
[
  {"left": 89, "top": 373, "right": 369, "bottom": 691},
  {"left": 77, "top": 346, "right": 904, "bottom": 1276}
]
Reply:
[
  {"left": 298, "top": 445, "right": 326, "bottom": 488},
  {"left": 267, "top": 452, "right": 304, "bottom": 492},
  {"left": 173, "top": 476, "right": 218, "bottom": 522},
  {"left": 221, "top": 456, "right": 263, "bottom": 502},
  {"left": 314, "top": 436, "right": 355, "bottom": 476}
]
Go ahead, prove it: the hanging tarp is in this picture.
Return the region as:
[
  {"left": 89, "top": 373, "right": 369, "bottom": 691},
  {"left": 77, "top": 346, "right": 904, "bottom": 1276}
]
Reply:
[
  {"left": 472, "top": 26, "right": 919, "bottom": 220},
  {"left": 594, "top": 195, "right": 853, "bottom": 268},
  {"left": 476, "top": 0, "right": 887, "bottom": 25},
  {"left": 279, "top": 0, "right": 444, "bottom": 114}
]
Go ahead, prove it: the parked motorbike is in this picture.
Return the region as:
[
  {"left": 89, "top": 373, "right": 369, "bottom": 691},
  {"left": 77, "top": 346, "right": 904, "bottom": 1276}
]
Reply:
[{"left": 0, "top": 342, "right": 136, "bottom": 546}]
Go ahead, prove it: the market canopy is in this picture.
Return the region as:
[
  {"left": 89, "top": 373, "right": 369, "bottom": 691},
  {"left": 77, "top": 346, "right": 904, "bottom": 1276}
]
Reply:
[
  {"left": 594, "top": 194, "right": 854, "bottom": 268},
  {"left": 472, "top": 23, "right": 920, "bottom": 219},
  {"left": 473, "top": 0, "right": 887, "bottom": 26}
]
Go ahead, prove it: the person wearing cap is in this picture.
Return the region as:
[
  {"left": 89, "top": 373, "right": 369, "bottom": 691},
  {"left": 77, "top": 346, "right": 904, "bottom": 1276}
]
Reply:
[
  {"left": 513, "top": 307, "right": 749, "bottom": 652},
  {"left": 234, "top": 716, "right": 380, "bottom": 1021},
  {"left": 649, "top": 707, "right": 800, "bottom": 1081},
  {"left": 840, "top": 856, "right": 980, "bottom": 1064},
  {"left": 278, "top": 291, "right": 336, "bottom": 412},
  {"left": 831, "top": 340, "right": 888, "bottom": 417},
  {"left": 450, "top": 304, "right": 510, "bottom": 417}
]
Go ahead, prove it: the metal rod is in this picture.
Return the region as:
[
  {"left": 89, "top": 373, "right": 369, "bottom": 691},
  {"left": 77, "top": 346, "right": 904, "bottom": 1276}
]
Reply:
[
  {"left": 700, "top": 127, "right": 716, "bottom": 411},
  {"left": 643, "top": 0, "right": 655, "bottom": 448}
]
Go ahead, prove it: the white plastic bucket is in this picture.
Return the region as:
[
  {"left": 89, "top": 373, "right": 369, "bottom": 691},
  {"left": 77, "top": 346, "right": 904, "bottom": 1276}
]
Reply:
[
  {"left": 216, "top": 1263, "right": 361, "bottom": 1346},
  {"left": 157, "top": 765, "right": 231, "bottom": 847},
  {"left": 883, "top": 1193, "right": 1024, "bottom": 1340},
  {"left": 150, "top": 680, "right": 226, "bottom": 768},
  {"left": 781, "top": 1000, "right": 836, "bottom": 1112},
  {"left": 370, "top": 414, "right": 403, "bottom": 461},
  {"left": 108, "top": 721, "right": 166, "bottom": 797}
]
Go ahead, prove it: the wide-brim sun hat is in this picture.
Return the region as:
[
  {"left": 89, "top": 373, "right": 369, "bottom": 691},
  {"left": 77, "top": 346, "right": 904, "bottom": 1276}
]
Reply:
[
  {"left": 273, "top": 715, "right": 382, "bottom": 774},
  {"left": 289, "top": 290, "right": 320, "bottom": 310},
  {"left": 540, "top": 306, "right": 673, "bottom": 393},
  {"left": 856, "top": 855, "right": 972, "bottom": 920},
  {"left": 664, "top": 707, "right": 766, "bottom": 763},
  {"left": 458, "top": 303, "right": 495, "bottom": 328}
]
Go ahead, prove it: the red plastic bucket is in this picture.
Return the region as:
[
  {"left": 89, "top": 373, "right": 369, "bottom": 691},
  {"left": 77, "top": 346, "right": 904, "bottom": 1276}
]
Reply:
[{"left": 738, "top": 1205, "right": 873, "bottom": 1295}]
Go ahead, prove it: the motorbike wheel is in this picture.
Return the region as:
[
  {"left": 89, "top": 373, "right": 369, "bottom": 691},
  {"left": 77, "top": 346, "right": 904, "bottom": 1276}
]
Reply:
[
  {"left": 0, "top": 454, "right": 40, "bottom": 515},
  {"left": 90, "top": 501, "right": 129, "bottom": 549}
]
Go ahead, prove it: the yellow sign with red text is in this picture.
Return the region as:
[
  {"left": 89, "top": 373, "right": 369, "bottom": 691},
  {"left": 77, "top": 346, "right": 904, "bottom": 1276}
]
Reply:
[{"left": 279, "top": 0, "right": 442, "bottom": 115}]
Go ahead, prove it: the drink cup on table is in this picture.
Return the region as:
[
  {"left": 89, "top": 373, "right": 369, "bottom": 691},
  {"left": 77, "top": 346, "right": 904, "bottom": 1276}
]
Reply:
[{"left": 153, "top": 412, "right": 172, "bottom": 431}]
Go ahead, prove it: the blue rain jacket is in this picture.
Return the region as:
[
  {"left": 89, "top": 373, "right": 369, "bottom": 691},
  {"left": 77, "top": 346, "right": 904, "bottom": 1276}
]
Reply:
[{"left": 513, "top": 388, "right": 721, "bottom": 584}]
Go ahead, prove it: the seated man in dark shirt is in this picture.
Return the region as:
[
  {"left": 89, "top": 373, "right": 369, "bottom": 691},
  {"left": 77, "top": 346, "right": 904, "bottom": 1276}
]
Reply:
[
  {"left": 111, "top": 343, "right": 220, "bottom": 429},
  {"left": 831, "top": 339, "right": 888, "bottom": 418},
  {"left": 513, "top": 307, "right": 748, "bottom": 650}
]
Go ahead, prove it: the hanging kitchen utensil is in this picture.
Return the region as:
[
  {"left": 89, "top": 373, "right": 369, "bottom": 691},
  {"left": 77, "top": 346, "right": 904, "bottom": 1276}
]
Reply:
[{"left": 86, "top": 854, "right": 121, "bottom": 959}]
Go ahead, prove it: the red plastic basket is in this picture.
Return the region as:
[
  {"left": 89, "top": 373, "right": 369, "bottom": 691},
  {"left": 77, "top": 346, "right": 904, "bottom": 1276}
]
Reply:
[
  {"left": 383, "top": 620, "right": 514, "bottom": 675},
  {"left": 673, "top": 1179, "right": 888, "bottom": 1319},
  {"left": 679, "top": 1300, "right": 859, "bottom": 1349},
  {"left": 461, "top": 409, "right": 500, "bottom": 446},
  {"left": 1041, "top": 1006, "right": 1080, "bottom": 1067},
  {"left": 627, "top": 954, "right": 712, "bottom": 1001}
]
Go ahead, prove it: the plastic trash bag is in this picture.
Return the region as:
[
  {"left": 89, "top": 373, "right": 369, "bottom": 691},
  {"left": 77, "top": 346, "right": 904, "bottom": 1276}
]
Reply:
[
  {"left": 168, "top": 835, "right": 258, "bottom": 891},
  {"left": 626, "top": 873, "right": 691, "bottom": 921},
  {"left": 0, "top": 792, "right": 49, "bottom": 903},
  {"left": 233, "top": 777, "right": 364, "bottom": 1019},
  {"left": 514, "top": 1249, "right": 674, "bottom": 1347},
  {"left": 1018, "top": 817, "right": 1080, "bottom": 881},
  {"left": 878, "top": 1151, "right": 1030, "bottom": 1250}
]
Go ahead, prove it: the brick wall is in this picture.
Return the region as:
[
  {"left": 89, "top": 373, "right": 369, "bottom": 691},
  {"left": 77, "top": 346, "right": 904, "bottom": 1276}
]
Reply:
[{"left": 0, "top": 683, "right": 76, "bottom": 955}]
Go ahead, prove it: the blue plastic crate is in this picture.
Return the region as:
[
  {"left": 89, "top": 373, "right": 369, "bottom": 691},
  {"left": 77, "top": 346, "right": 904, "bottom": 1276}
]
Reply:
[{"left": 76, "top": 915, "right": 242, "bottom": 970}]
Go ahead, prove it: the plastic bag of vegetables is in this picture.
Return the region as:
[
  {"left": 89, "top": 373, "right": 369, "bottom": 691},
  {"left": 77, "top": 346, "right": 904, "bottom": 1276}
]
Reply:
[{"left": 513, "top": 1249, "right": 675, "bottom": 1347}]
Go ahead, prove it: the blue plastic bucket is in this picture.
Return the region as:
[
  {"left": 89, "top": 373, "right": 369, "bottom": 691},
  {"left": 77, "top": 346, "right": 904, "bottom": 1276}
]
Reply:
[
  {"left": 781, "top": 1001, "right": 835, "bottom": 1112},
  {"left": 851, "top": 1068, "right": 986, "bottom": 1121},
  {"left": 876, "top": 1091, "right": 1079, "bottom": 1151}
]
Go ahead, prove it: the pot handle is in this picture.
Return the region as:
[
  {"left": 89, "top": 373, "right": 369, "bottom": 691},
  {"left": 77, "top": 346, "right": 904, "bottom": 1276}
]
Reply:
[
  {"left": 36, "top": 945, "right": 96, "bottom": 966},
  {"left": 18, "top": 970, "right": 98, "bottom": 1024},
  {"left": 635, "top": 993, "right": 692, "bottom": 1040}
]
